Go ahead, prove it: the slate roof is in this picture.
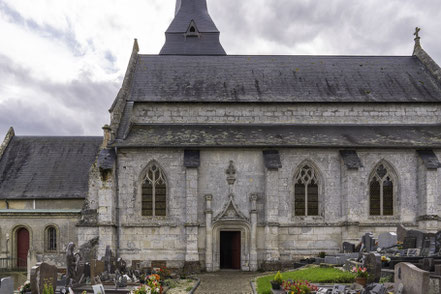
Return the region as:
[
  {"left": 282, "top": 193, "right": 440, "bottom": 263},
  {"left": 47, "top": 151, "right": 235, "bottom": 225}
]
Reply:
[
  {"left": 114, "top": 124, "right": 441, "bottom": 148},
  {"left": 0, "top": 136, "right": 102, "bottom": 199},
  {"left": 129, "top": 55, "right": 441, "bottom": 103}
]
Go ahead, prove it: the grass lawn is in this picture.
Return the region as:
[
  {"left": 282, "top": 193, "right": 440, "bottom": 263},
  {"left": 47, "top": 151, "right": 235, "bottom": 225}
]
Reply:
[{"left": 256, "top": 266, "right": 355, "bottom": 294}]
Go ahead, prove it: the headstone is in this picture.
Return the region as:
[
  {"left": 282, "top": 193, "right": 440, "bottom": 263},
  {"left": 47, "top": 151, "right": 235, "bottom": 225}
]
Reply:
[
  {"left": 90, "top": 260, "right": 105, "bottom": 285},
  {"left": 363, "top": 233, "right": 377, "bottom": 252},
  {"left": 421, "top": 258, "right": 434, "bottom": 272},
  {"left": 92, "top": 284, "right": 105, "bottom": 294},
  {"left": 421, "top": 234, "right": 436, "bottom": 257},
  {"left": 403, "top": 237, "right": 417, "bottom": 249},
  {"left": 0, "top": 277, "right": 13, "bottom": 294},
  {"left": 343, "top": 242, "right": 355, "bottom": 253},
  {"left": 435, "top": 231, "right": 441, "bottom": 255},
  {"left": 407, "top": 229, "right": 426, "bottom": 249},
  {"left": 132, "top": 260, "right": 141, "bottom": 270},
  {"left": 397, "top": 224, "right": 407, "bottom": 243},
  {"left": 30, "top": 262, "right": 58, "bottom": 294},
  {"left": 377, "top": 232, "right": 397, "bottom": 249},
  {"left": 365, "top": 253, "right": 382, "bottom": 283},
  {"left": 394, "top": 262, "right": 429, "bottom": 294}
]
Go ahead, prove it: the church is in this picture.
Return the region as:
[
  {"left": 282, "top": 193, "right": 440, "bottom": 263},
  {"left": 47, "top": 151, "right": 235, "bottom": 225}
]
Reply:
[{"left": 1, "top": 0, "right": 441, "bottom": 273}]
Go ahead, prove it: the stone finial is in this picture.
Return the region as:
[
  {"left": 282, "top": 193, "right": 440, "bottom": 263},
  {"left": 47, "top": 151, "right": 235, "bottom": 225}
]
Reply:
[
  {"left": 133, "top": 38, "right": 139, "bottom": 53},
  {"left": 102, "top": 124, "right": 111, "bottom": 148},
  {"left": 225, "top": 160, "right": 236, "bottom": 185}
]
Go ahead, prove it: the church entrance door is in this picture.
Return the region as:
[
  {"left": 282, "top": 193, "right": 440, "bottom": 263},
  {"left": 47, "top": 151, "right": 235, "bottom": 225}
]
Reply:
[
  {"left": 220, "top": 231, "right": 241, "bottom": 269},
  {"left": 16, "top": 227, "right": 29, "bottom": 268}
]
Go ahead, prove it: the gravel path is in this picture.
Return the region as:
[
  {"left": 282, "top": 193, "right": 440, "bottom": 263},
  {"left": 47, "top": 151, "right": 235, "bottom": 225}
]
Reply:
[{"left": 195, "top": 271, "right": 259, "bottom": 294}]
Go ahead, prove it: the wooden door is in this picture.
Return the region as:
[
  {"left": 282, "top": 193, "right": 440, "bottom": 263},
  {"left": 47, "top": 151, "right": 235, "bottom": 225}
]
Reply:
[
  {"left": 17, "top": 228, "right": 29, "bottom": 268},
  {"left": 231, "top": 231, "right": 241, "bottom": 269}
]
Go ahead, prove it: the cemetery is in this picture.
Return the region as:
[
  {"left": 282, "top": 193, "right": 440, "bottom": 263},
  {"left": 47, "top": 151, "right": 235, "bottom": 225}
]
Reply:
[{"left": 0, "top": 223, "right": 440, "bottom": 293}]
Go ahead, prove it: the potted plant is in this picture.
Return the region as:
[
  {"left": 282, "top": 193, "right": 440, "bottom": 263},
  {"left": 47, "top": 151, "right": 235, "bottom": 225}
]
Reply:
[
  {"left": 271, "top": 271, "right": 283, "bottom": 290},
  {"left": 352, "top": 266, "right": 368, "bottom": 287}
]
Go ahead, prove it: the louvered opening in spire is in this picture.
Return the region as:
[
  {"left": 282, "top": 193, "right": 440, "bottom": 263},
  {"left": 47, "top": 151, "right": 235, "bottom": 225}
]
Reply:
[{"left": 160, "top": 0, "right": 226, "bottom": 55}]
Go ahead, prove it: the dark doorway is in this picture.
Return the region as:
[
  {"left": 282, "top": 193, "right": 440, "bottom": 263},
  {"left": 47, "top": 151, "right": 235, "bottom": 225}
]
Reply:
[
  {"left": 17, "top": 227, "right": 29, "bottom": 268},
  {"left": 220, "top": 231, "right": 241, "bottom": 269}
]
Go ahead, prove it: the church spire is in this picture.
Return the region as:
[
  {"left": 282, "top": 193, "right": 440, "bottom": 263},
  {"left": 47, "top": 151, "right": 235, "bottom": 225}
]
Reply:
[{"left": 160, "top": 0, "right": 226, "bottom": 55}]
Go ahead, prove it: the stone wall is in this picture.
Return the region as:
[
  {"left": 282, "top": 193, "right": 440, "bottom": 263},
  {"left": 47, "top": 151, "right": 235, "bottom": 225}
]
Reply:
[
  {"left": 112, "top": 147, "right": 438, "bottom": 268},
  {"left": 0, "top": 214, "right": 80, "bottom": 267},
  {"left": 132, "top": 103, "right": 441, "bottom": 125}
]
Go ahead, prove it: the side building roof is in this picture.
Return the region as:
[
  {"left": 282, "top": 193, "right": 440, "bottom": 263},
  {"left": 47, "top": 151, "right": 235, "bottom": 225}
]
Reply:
[
  {"left": 128, "top": 55, "right": 441, "bottom": 103},
  {"left": 0, "top": 136, "right": 102, "bottom": 199}
]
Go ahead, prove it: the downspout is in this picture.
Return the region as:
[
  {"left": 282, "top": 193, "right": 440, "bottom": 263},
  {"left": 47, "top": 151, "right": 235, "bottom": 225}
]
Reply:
[{"left": 114, "top": 146, "right": 120, "bottom": 258}]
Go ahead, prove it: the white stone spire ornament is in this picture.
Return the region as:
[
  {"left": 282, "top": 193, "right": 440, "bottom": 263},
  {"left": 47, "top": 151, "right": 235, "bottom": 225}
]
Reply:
[{"left": 414, "top": 27, "right": 421, "bottom": 49}]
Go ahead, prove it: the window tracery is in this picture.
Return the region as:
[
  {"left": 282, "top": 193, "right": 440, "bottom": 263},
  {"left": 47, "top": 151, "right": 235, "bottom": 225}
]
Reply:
[
  {"left": 142, "top": 163, "right": 167, "bottom": 216},
  {"left": 369, "top": 163, "right": 394, "bottom": 216},
  {"left": 294, "top": 164, "right": 319, "bottom": 216}
]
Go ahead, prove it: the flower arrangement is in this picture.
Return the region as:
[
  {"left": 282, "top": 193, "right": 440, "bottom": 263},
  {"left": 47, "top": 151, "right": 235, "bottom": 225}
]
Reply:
[
  {"left": 18, "top": 281, "right": 31, "bottom": 294},
  {"left": 282, "top": 280, "right": 318, "bottom": 294},
  {"left": 157, "top": 267, "right": 171, "bottom": 280},
  {"left": 270, "top": 271, "right": 283, "bottom": 289},
  {"left": 381, "top": 256, "right": 391, "bottom": 263},
  {"left": 351, "top": 266, "right": 368, "bottom": 278}
]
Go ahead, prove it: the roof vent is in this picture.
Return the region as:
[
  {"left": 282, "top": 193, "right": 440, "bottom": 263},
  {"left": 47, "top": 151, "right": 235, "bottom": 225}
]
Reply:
[{"left": 186, "top": 20, "right": 200, "bottom": 37}]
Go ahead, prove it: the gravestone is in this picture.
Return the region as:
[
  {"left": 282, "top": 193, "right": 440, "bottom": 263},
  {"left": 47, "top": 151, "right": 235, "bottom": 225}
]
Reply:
[
  {"left": 436, "top": 231, "right": 441, "bottom": 255},
  {"left": 421, "top": 234, "right": 436, "bottom": 257},
  {"left": 132, "top": 260, "right": 141, "bottom": 270},
  {"left": 365, "top": 253, "right": 382, "bottom": 283},
  {"left": 343, "top": 242, "right": 355, "bottom": 253},
  {"left": 361, "top": 283, "right": 387, "bottom": 294},
  {"left": 397, "top": 224, "right": 408, "bottom": 243},
  {"left": 0, "top": 277, "right": 14, "bottom": 294},
  {"left": 403, "top": 237, "right": 416, "bottom": 249},
  {"left": 377, "top": 232, "right": 397, "bottom": 249},
  {"left": 90, "top": 259, "right": 105, "bottom": 285},
  {"left": 363, "top": 233, "right": 377, "bottom": 252},
  {"left": 407, "top": 229, "right": 426, "bottom": 249},
  {"left": 394, "top": 262, "right": 429, "bottom": 294},
  {"left": 30, "top": 262, "right": 58, "bottom": 294},
  {"left": 421, "top": 258, "right": 434, "bottom": 272}
]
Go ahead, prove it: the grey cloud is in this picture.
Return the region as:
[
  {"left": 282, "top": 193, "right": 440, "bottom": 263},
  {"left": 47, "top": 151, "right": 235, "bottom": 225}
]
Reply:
[{"left": 0, "top": 54, "right": 118, "bottom": 136}]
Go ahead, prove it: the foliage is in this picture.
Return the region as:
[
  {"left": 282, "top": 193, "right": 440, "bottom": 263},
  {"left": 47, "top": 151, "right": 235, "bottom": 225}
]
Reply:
[
  {"left": 18, "top": 281, "right": 31, "bottom": 294},
  {"left": 318, "top": 251, "right": 326, "bottom": 258},
  {"left": 42, "top": 283, "right": 54, "bottom": 294},
  {"left": 157, "top": 267, "right": 171, "bottom": 281},
  {"left": 282, "top": 280, "right": 318, "bottom": 294},
  {"left": 256, "top": 267, "right": 356, "bottom": 294},
  {"left": 133, "top": 273, "right": 163, "bottom": 294},
  {"left": 185, "top": 286, "right": 193, "bottom": 291},
  {"left": 379, "top": 276, "right": 392, "bottom": 284},
  {"left": 351, "top": 266, "right": 368, "bottom": 278},
  {"left": 273, "top": 271, "right": 283, "bottom": 284}
]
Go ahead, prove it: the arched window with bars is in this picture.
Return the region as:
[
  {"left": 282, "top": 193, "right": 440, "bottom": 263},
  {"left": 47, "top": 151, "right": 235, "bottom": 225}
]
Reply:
[
  {"left": 142, "top": 163, "right": 167, "bottom": 217},
  {"left": 294, "top": 164, "right": 320, "bottom": 216},
  {"left": 45, "top": 226, "right": 57, "bottom": 252},
  {"left": 369, "top": 163, "right": 395, "bottom": 216}
]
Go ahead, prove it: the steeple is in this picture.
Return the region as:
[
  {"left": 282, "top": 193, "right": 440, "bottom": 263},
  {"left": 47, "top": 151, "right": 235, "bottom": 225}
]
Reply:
[{"left": 160, "top": 0, "right": 226, "bottom": 55}]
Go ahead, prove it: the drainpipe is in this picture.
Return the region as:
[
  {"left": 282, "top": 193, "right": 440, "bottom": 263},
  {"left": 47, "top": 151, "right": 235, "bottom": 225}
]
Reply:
[{"left": 114, "top": 146, "right": 120, "bottom": 258}]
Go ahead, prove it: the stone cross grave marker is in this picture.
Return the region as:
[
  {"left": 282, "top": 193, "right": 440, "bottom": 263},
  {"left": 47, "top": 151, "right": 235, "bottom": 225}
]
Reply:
[
  {"left": 0, "top": 277, "right": 13, "bottom": 294},
  {"left": 394, "top": 262, "right": 429, "bottom": 294},
  {"left": 378, "top": 232, "right": 397, "bottom": 249}
]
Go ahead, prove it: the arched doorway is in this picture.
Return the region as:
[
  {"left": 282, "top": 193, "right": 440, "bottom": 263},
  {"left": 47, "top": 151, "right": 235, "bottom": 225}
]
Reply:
[{"left": 16, "top": 227, "right": 29, "bottom": 268}]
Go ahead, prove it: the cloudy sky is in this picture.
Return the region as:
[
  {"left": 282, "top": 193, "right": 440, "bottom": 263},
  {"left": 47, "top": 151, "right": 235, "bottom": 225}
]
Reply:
[{"left": 0, "top": 0, "right": 440, "bottom": 137}]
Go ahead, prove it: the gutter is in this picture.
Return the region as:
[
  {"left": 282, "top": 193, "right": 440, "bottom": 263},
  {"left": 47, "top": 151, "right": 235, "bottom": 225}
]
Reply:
[{"left": 114, "top": 146, "right": 120, "bottom": 258}]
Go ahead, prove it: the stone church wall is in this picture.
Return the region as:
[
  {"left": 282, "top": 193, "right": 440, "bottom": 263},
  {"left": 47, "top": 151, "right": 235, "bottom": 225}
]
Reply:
[
  {"left": 112, "top": 146, "right": 436, "bottom": 268},
  {"left": 133, "top": 103, "right": 441, "bottom": 125}
]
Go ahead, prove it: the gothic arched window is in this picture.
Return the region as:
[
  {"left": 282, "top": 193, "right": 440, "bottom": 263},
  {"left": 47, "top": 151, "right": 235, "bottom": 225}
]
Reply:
[
  {"left": 142, "top": 163, "right": 167, "bottom": 217},
  {"left": 294, "top": 164, "right": 319, "bottom": 216},
  {"left": 369, "top": 163, "right": 394, "bottom": 216},
  {"left": 45, "top": 226, "right": 57, "bottom": 251}
]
